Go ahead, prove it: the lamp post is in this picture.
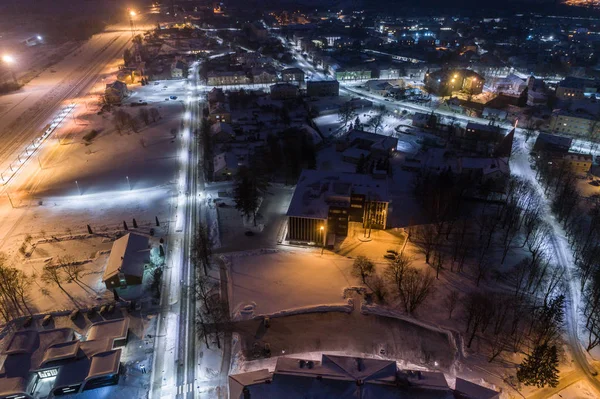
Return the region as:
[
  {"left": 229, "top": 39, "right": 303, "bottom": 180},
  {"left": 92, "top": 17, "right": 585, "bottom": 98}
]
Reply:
[
  {"left": 126, "top": 176, "right": 131, "bottom": 190},
  {"left": 75, "top": 180, "right": 81, "bottom": 196},
  {"left": 128, "top": 9, "right": 137, "bottom": 38},
  {"left": 2, "top": 55, "right": 17, "bottom": 84},
  {"left": 319, "top": 225, "right": 325, "bottom": 255}
]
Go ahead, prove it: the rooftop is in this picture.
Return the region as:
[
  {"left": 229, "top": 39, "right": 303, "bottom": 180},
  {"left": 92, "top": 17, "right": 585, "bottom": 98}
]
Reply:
[
  {"left": 286, "top": 170, "right": 390, "bottom": 220},
  {"left": 103, "top": 232, "right": 150, "bottom": 282}
]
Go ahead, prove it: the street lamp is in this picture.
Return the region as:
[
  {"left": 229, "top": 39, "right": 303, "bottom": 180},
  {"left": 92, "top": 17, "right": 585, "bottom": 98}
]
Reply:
[
  {"left": 319, "top": 225, "right": 325, "bottom": 255},
  {"left": 127, "top": 9, "right": 137, "bottom": 38},
  {"left": 2, "top": 55, "right": 17, "bottom": 83}
]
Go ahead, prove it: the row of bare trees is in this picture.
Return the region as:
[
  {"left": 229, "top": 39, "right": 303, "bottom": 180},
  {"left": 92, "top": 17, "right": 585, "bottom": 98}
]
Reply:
[
  {"left": 193, "top": 223, "right": 232, "bottom": 350},
  {"left": 112, "top": 108, "right": 160, "bottom": 135},
  {"left": 533, "top": 153, "right": 600, "bottom": 352},
  {"left": 410, "top": 173, "right": 549, "bottom": 286}
]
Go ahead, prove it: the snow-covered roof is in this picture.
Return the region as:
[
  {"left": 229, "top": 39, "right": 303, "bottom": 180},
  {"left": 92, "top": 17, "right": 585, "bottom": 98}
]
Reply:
[
  {"left": 287, "top": 170, "right": 390, "bottom": 220},
  {"left": 346, "top": 129, "right": 399, "bottom": 153},
  {"left": 0, "top": 319, "right": 129, "bottom": 397},
  {"left": 210, "top": 122, "right": 234, "bottom": 137},
  {"left": 455, "top": 377, "right": 500, "bottom": 399},
  {"left": 103, "top": 233, "right": 150, "bottom": 282},
  {"left": 229, "top": 354, "right": 496, "bottom": 399}
]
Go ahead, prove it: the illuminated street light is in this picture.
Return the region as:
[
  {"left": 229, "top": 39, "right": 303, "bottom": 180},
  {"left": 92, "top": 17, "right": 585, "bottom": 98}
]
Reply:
[
  {"left": 126, "top": 176, "right": 131, "bottom": 190},
  {"left": 2, "top": 55, "right": 17, "bottom": 83},
  {"left": 129, "top": 10, "right": 136, "bottom": 17},
  {"left": 127, "top": 9, "right": 137, "bottom": 38},
  {"left": 36, "top": 35, "right": 42, "bottom": 41},
  {"left": 319, "top": 225, "right": 325, "bottom": 255}
]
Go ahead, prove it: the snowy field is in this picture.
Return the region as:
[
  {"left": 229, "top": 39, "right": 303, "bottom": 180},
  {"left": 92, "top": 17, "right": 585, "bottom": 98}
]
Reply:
[
  {"left": 0, "top": 76, "right": 185, "bottom": 315},
  {"left": 229, "top": 250, "right": 354, "bottom": 318}
]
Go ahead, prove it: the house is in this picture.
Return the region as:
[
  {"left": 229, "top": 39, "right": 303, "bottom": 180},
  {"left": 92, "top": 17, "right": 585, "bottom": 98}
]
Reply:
[
  {"left": 556, "top": 76, "right": 600, "bottom": 101},
  {"left": 464, "top": 122, "right": 504, "bottom": 141},
  {"left": 345, "top": 129, "right": 399, "bottom": 157},
  {"left": 270, "top": 83, "right": 299, "bottom": 100},
  {"left": 459, "top": 157, "right": 510, "bottom": 185},
  {"left": 307, "top": 80, "right": 340, "bottom": 97},
  {"left": 213, "top": 152, "right": 241, "bottom": 180},
  {"left": 335, "top": 67, "right": 372, "bottom": 81},
  {"left": 482, "top": 107, "right": 507, "bottom": 121},
  {"left": 104, "top": 80, "right": 128, "bottom": 104},
  {"left": 207, "top": 87, "right": 226, "bottom": 104},
  {"left": 424, "top": 69, "right": 484, "bottom": 96},
  {"left": 549, "top": 108, "right": 600, "bottom": 138},
  {"left": 562, "top": 152, "right": 593, "bottom": 175},
  {"left": 102, "top": 233, "right": 150, "bottom": 289},
  {"left": 365, "top": 80, "right": 394, "bottom": 96},
  {"left": 281, "top": 67, "right": 305, "bottom": 84},
  {"left": 207, "top": 70, "right": 251, "bottom": 86},
  {"left": 252, "top": 67, "right": 278, "bottom": 84},
  {"left": 0, "top": 319, "right": 129, "bottom": 398},
  {"left": 170, "top": 59, "right": 187, "bottom": 79},
  {"left": 491, "top": 73, "right": 526, "bottom": 94},
  {"left": 532, "top": 133, "right": 572, "bottom": 155},
  {"left": 526, "top": 76, "right": 547, "bottom": 106},
  {"left": 210, "top": 122, "right": 235, "bottom": 142},
  {"left": 229, "top": 354, "right": 500, "bottom": 399},
  {"left": 208, "top": 102, "right": 231, "bottom": 123},
  {"left": 286, "top": 170, "right": 390, "bottom": 243},
  {"left": 412, "top": 112, "right": 437, "bottom": 129}
]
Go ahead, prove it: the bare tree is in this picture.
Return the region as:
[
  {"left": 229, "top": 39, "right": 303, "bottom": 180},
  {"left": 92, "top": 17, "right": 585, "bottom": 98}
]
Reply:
[
  {"left": 352, "top": 256, "right": 375, "bottom": 284},
  {"left": 149, "top": 107, "right": 160, "bottom": 122},
  {"left": 400, "top": 267, "right": 435, "bottom": 314},
  {"left": 192, "top": 223, "right": 212, "bottom": 276},
  {"left": 338, "top": 101, "right": 356, "bottom": 127},
  {"left": 138, "top": 108, "right": 150, "bottom": 126},
  {"left": 443, "top": 290, "right": 460, "bottom": 319},
  {"left": 409, "top": 224, "right": 438, "bottom": 264}
]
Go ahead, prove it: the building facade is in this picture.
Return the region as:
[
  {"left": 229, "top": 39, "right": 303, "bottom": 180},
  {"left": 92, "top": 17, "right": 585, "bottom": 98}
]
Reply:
[
  {"left": 286, "top": 170, "right": 390, "bottom": 244},
  {"left": 424, "top": 69, "right": 484, "bottom": 96},
  {"left": 306, "top": 80, "right": 340, "bottom": 97}
]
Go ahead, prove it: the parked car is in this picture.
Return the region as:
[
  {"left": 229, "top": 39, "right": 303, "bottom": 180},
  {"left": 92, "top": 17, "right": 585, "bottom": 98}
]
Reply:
[{"left": 169, "top": 95, "right": 178, "bottom": 100}]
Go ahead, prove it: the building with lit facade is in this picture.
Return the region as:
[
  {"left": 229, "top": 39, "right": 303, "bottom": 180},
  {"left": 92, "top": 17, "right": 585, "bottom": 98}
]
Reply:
[
  {"left": 286, "top": 170, "right": 390, "bottom": 244},
  {"left": 424, "top": 69, "right": 484, "bottom": 96}
]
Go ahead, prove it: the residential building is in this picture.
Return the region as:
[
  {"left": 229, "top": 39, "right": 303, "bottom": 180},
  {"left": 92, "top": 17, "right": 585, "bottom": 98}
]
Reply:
[
  {"left": 344, "top": 129, "right": 399, "bottom": 158},
  {"left": 556, "top": 76, "right": 600, "bottom": 101},
  {"left": 526, "top": 76, "right": 547, "bottom": 106},
  {"left": 482, "top": 107, "right": 508, "bottom": 121},
  {"left": 562, "top": 152, "right": 593, "bottom": 174},
  {"left": 424, "top": 69, "right": 484, "bottom": 96},
  {"left": 532, "top": 133, "right": 573, "bottom": 155},
  {"left": 270, "top": 83, "right": 299, "bottom": 100},
  {"left": 365, "top": 80, "right": 394, "bottom": 96},
  {"left": 208, "top": 102, "right": 232, "bottom": 123},
  {"left": 170, "top": 59, "right": 187, "bottom": 79},
  {"left": 335, "top": 67, "right": 372, "bottom": 81},
  {"left": 491, "top": 73, "right": 526, "bottom": 94},
  {"left": 307, "top": 80, "right": 340, "bottom": 97},
  {"left": 210, "top": 122, "right": 235, "bottom": 142},
  {"left": 104, "top": 81, "right": 128, "bottom": 104},
  {"left": 281, "top": 67, "right": 305, "bottom": 84},
  {"left": 251, "top": 67, "right": 278, "bottom": 84},
  {"left": 207, "top": 70, "right": 251, "bottom": 86},
  {"left": 213, "top": 152, "right": 241, "bottom": 181},
  {"left": 102, "top": 233, "right": 150, "bottom": 289},
  {"left": 412, "top": 112, "right": 437, "bottom": 128},
  {"left": 229, "top": 354, "right": 500, "bottom": 399},
  {"left": 549, "top": 109, "right": 600, "bottom": 137},
  {"left": 0, "top": 319, "right": 129, "bottom": 399},
  {"left": 207, "top": 87, "right": 226, "bottom": 104},
  {"left": 286, "top": 170, "right": 390, "bottom": 243}
]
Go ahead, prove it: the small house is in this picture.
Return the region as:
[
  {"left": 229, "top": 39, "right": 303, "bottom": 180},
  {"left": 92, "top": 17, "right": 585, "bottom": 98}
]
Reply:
[{"left": 103, "top": 233, "right": 150, "bottom": 289}]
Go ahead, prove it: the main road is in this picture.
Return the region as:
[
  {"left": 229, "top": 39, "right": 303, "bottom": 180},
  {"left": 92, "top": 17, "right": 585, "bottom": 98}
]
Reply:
[{"left": 150, "top": 61, "right": 203, "bottom": 399}]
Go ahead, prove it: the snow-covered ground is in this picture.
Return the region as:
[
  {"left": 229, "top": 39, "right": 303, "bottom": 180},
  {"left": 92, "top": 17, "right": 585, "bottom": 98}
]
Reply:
[{"left": 228, "top": 250, "right": 354, "bottom": 318}]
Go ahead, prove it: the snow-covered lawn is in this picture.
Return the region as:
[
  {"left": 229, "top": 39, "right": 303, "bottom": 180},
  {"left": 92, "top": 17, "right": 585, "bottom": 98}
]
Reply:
[{"left": 229, "top": 250, "right": 354, "bottom": 318}]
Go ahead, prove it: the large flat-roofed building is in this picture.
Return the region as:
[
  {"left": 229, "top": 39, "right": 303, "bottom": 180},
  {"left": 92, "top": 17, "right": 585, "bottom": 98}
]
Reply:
[
  {"left": 0, "top": 319, "right": 129, "bottom": 399},
  {"left": 556, "top": 76, "right": 600, "bottom": 101},
  {"left": 549, "top": 108, "right": 600, "bottom": 138},
  {"left": 286, "top": 170, "right": 390, "bottom": 243},
  {"left": 229, "top": 354, "right": 500, "bottom": 399},
  {"left": 307, "top": 80, "right": 340, "bottom": 97}
]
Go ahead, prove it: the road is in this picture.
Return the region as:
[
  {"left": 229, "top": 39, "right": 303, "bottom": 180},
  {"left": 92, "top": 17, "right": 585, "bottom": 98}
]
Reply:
[
  {"left": 150, "top": 62, "right": 202, "bottom": 398},
  {"left": 0, "top": 23, "right": 147, "bottom": 178}
]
